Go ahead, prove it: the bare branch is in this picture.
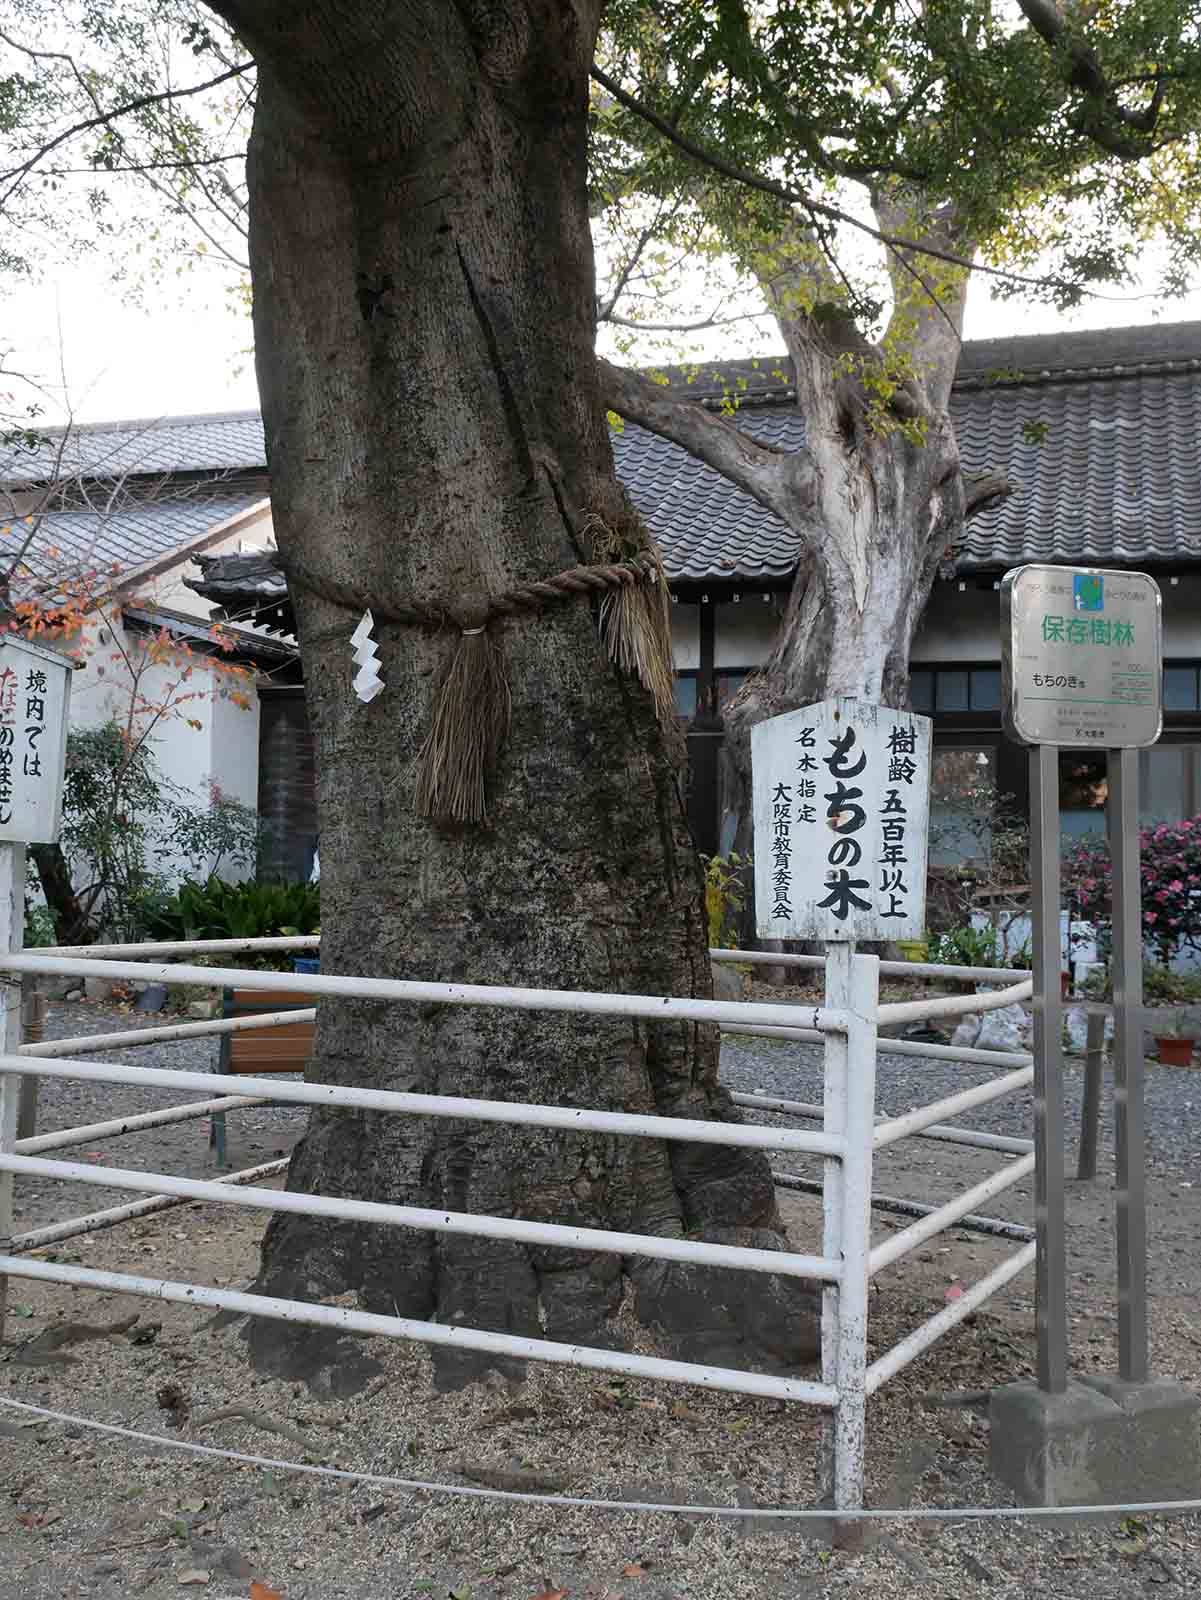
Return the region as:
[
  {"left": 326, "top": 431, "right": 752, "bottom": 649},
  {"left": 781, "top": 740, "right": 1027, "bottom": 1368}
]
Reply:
[
  {"left": 0, "top": 61, "right": 253, "bottom": 212},
  {"left": 598, "top": 357, "right": 812, "bottom": 526}
]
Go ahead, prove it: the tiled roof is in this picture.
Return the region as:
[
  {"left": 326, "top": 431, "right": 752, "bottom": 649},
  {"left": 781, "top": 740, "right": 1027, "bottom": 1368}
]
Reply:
[
  {"left": 10, "top": 322, "right": 1201, "bottom": 592},
  {"left": 0, "top": 411, "right": 266, "bottom": 481},
  {"left": 9, "top": 489, "right": 268, "bottom": 594}
]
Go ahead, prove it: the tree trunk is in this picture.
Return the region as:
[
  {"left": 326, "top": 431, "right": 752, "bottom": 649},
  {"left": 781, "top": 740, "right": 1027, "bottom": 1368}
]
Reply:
[
  {"left": 30, "top": 843, "right": 92, "bottom": 946},
  {"left": 720, "top": 395, "right": 964, "bottom": 859},
  {"left": 213, "top": 0, "right": 816, "bottom": 1394}
]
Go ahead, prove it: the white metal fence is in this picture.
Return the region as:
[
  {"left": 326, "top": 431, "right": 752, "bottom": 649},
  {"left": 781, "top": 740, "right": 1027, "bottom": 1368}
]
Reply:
[{"left": 0, "top": 935, "right": 1037, "bottom": 1514}]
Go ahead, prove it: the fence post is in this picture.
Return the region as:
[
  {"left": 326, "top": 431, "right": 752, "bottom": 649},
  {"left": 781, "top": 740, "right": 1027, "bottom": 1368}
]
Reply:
[
  {"left": 818, "top": 939, "right": 852, "bottom": 1502},
  {"left": 833, "top": 949, "right": 880, "bottom": 1516},
  {"left": 17, "top": 982, "right": 47, "bottom": 1142},
  {"left": 0, "top": 842, "right": 27, "bottom": 1349}
]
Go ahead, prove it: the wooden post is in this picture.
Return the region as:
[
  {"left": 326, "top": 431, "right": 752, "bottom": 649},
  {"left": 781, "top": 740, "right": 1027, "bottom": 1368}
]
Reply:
[{"left": 17, "top": 982, "right": 47, "bottom": 1142}]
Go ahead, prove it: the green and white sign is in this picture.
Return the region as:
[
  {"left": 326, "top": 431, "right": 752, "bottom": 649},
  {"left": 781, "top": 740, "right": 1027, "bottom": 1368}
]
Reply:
[{"left": 1000, "top": 564, "right": 1162, "bottom": 749}]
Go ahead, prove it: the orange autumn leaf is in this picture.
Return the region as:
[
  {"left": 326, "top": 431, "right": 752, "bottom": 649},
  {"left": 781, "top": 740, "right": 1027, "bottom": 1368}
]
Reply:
[
  {"left": 621, "top": 1565, "right": 647, "bottom": 1578},
  {"left": 250, "top": 1584, "right": 284, "bottom": 1600}
]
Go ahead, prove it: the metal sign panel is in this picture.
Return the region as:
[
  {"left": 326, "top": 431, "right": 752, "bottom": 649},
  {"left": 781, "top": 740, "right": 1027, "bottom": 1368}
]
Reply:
[
  {"left": 752, "top": 698, "right": 931, "bottom": 942},
  {"left": 0, "top": 635, "right": 73, "bottom": 844},
  {"left": 1000, "top": 564, "right": 1162, "bottom": 749}
]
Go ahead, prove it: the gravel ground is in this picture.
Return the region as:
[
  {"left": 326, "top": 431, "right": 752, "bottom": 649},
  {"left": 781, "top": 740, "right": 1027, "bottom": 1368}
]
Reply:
[{"left": 1, "top": 1001, "right": 1199, "bottom": 1600}]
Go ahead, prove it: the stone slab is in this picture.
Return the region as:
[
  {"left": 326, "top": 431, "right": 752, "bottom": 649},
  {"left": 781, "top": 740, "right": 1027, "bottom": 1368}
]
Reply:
[{"left": 990, "top": 1376, "right": 1201, "bottom": 1509}]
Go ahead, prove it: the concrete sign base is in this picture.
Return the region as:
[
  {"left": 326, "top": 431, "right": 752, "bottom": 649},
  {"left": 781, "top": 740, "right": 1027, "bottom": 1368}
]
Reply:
[{"left": 990, "top": 1375, "right": 1201, "bottom": 1509}]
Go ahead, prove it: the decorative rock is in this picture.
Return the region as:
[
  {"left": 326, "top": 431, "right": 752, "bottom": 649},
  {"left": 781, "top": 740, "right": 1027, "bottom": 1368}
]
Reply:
[
  {"left": 83, "top": 977, "right": 113, "bottom": 1001},
  {"left": 952, "top": 1001, "right": 1030, "bottom": 1053},
  {"left": 187, "top": 998, "right": 218, "bottom": 1020},
  {"left": 65, "top": 989, "right": 84, "bottom": 1002}
]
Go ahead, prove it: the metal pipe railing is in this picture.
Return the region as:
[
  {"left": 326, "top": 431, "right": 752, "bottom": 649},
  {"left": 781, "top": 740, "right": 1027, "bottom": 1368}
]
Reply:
[
  {"left": 18, "top": 1007, "right": 318, "bottom": 1060},
  {"left": 721, "top": 1021, "right": 1032, "bottom": 1073},
  {"left": 8, "top": 1157, "right": 289, "bottom": 1251},
  {"left": 33, "top": 935, "right": 322, "bottom": 959},
  {"left": 0, "top": 1055, "right": 845, "bottom": 1158},
  {"left": 864, "top": 1242, "right": 1037, "bottom": 1395},
  {"left": 0, "top": 1151, "right": 840, "bottom": 1283},
  {"left": 876, "top": 978, "right": 1033, "bottom": 1025},
  {"left": 0, "top": 953, "right": 845, "bottom": 1036},
  {"left": 709, "top": 948, "right": 1031, "bottom": 983},
  {"left": 728, "top": 1092, "right": 1033, "bottom": 1157},
  {"left": 771, "top": 1171, "right": 1035, "bottom": 1243},
  {"left": 873, "top": 1066, "right": 1034, "bottom": 1150},
  {"left": 0, "top": 1253, "right": 840, "bottom": 1406},
  {"left": 14, "top": 1095, "right": 267, "bottom": 1155},
  {"left": 867, "top": 1153, "right": 1036, "bottom": 1276}
]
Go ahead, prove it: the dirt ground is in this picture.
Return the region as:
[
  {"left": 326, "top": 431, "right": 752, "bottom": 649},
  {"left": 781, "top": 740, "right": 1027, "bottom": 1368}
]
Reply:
[{"left": 1, "top": 1001, "right": 1199, "bottom": 1600}]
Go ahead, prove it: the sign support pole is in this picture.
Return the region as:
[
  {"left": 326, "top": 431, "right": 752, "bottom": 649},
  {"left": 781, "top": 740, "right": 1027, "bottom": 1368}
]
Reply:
[
  {"left": 818, "top": 937, "right": 851, "bottom": 1503},
  {"left": 1107, "top": 747, "right": 1148, "bottom": 1383},
  {"left": 0, "top": 841, "right": 26, "bottom": 1349},
  {"left": 1029, "top": 745, "right": 1069, "bottom": 1394}
]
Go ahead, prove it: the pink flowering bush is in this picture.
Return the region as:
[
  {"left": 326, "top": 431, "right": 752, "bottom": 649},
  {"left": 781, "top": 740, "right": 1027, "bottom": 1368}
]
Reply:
[{"left": 1063, "top": 816, "right": 1201, "bottom": 966}]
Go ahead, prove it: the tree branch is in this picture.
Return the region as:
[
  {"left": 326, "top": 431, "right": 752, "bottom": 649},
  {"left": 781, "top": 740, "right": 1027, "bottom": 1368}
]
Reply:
[
  {"left": 598, "top": 357, "right": 812, "bottom": 525},
  {"left": 1016, "top": 0, "right": 1180, "bottom": 156},
  {"left": 0, "top": 62, "right": 253, "bottom": 210},
  {"left": 964, "top": 469, "right": 1015, "bottom": 519},
  {"left": 589, "top": 64, "right": 1138, "bottom": 302}
]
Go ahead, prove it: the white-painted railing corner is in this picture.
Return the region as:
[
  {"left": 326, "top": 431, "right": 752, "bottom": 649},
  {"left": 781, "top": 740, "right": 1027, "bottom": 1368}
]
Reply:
[{"left": 0, "top": 932, "right": 1039, "bottom": 1516}]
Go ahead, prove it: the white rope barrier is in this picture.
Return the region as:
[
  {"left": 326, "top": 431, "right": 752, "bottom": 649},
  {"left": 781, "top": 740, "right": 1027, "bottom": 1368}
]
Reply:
[{"left": 1, "top": 1394, "right": 1198, "bottom": 1523}]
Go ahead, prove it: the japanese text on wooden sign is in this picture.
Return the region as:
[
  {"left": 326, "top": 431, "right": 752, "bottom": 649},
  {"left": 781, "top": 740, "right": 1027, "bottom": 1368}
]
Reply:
[
  {"left": 0, "top": 636, "right": 72, "bottom": 844},
  {"left": 751, "top": 698, "right": 931, "bottom": 941},
  {"left": 1001, "top": 564, "right": 1162, "bottom": 749}
]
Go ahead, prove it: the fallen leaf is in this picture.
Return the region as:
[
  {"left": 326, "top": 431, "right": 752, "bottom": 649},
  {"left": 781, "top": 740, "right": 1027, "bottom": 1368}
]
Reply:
[
  {"left": 1113, "top": 1532, "right": 1148, "bottom": 1556},
  {"left": 944, "top": 1284, "right": 964, "bottom": 1303},
  {"left": 178, "top": 1497, "right": 207, "bottom": 1514},
  {"left": 250, "top": 1584, "right": 284, "bottom": 1600},
  {"left": 176, "top": 1570, "right": 210, "bottom": 1587},
  {"left": 670, "top": 1401, "right": 704, "bottom": 1425},
  {"left": 529, "top": 1591, "right": 569, "bottom": 1600},
  {"left": 621, "top": 1565, "right": 646, "bottom": 1579}
]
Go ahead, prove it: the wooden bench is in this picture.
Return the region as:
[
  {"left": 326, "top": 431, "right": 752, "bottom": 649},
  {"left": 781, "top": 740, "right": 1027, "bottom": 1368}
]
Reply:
[{"left": 210, "top": 987, "right": 317, "bottom": 1166}]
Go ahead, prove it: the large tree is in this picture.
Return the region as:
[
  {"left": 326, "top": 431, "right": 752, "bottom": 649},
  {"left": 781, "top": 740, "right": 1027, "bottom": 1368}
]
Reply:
[
  {"left": 592, "top": 0, "right": 1201, "bottom": 853},
  {"left": 2, "top": 1, "right": 1199, "bottom": 1386},
  {"left": 167, "top": 0, "right": 816, "bottom": 1389}
]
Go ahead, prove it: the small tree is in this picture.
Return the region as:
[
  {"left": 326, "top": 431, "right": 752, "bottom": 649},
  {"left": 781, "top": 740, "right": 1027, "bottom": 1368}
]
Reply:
[
  {"left": 1064, "top": 818, "right": 1201, "bottom": 968},
  {"left": 56, "top": 722, "right": 260, "bottom": 941},
  {"left": 1, "top": 419, "right": 261, "bottom": 941}
]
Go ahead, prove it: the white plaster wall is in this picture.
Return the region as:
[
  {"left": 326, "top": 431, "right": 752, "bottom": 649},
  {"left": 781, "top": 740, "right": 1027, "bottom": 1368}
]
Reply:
[
  {"left": 913, "top": 574, "right": 1201, "bottom": 666},
  {"left": 911, "top": 582, "right": 1001, "bottom": 663},
  {"left": 671, "top": 603, "right": 700, "bottom": 669},
  {"left": 714, "top": 600, "right": 780, "bottom": 667}
]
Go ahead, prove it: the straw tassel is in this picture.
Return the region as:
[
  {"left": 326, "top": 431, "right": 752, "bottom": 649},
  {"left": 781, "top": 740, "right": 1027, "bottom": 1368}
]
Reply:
[
  {"left": 414, "top": 624, "right": 511, "bottom": 825},
  {"left": 598, "top": 545, "right": 676, "bottom": 724}
]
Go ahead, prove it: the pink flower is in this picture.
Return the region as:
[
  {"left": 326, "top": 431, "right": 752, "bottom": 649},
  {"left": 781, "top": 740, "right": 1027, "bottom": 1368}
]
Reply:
[
  {"left": 1169, "top": 880, "right": 1185, "bottom": 892},
  {"left": 1155, "top": 891, "right": 1168, "bottom": 903},
  {"left": 1146, "top": 912, "right": 1158, "bottom": 924}
]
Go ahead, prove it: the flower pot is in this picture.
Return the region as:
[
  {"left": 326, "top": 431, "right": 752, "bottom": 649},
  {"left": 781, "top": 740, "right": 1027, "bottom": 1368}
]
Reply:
[{"left": 1155, "top": 1036, "right": 1196, "bottom": 1067}]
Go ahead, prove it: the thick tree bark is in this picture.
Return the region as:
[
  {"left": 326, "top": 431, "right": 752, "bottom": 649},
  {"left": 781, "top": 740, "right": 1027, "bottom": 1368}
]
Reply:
[
  {"left": 30, "top": 843, "right": 92, "bottom": 946},
  {"left": 206, "top": 0, "right": 816, "bottom": 1392}
]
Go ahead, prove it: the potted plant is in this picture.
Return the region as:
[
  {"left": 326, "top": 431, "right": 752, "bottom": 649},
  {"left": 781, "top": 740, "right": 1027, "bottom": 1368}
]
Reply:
[{"left": 1153, "top": 1009, "right": 1197, "bottom": 1067}]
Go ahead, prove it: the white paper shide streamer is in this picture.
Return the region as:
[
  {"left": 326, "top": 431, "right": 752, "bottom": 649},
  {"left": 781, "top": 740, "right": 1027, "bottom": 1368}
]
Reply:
[{"left": 350, "top": 610, "right": 384, "bottom": 702}]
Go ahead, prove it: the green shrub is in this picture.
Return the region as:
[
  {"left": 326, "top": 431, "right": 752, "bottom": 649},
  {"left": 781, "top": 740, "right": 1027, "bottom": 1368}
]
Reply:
[{"left": 140, "top": 875, "right": 320, "bottom": 944}]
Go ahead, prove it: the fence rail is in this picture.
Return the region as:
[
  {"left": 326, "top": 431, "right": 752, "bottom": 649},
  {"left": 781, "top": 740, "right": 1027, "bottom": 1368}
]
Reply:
[{"left": 0, "top": 932, "right": 1042, "bottom": 1516}]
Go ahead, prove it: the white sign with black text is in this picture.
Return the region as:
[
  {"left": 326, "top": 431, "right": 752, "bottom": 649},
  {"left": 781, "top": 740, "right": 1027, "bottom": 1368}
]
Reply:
[
  {"left": 0, "top": 635, "right": 73, "bottom": 845},
  {"left": 752, "top": 698, "right": 932, "bottom": 942}
]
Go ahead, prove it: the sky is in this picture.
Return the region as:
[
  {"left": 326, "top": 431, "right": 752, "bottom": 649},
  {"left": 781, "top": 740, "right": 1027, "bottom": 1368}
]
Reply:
[{"left": 7, "top": 251, "right": 1201, "bottom": 428}]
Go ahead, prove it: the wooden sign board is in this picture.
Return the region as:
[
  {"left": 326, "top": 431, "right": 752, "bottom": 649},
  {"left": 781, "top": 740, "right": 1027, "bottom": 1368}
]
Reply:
[
  {"left": 752, "top": 698, "right": 931, "bottom": 942},
  {"left": 0, "top": 635, "right": 73, "bottom": 844}
]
